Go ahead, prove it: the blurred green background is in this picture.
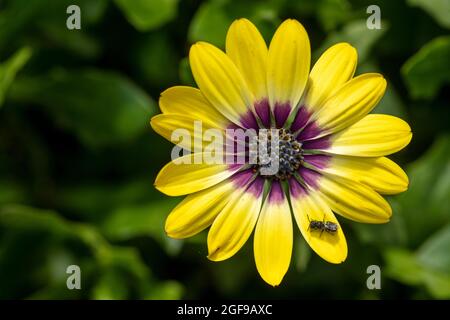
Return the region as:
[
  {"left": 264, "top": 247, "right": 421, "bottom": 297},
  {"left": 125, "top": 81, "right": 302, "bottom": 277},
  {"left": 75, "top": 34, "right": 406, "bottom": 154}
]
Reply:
[{"left": 0, "top": 0, "right": 449, "bottom": 299}]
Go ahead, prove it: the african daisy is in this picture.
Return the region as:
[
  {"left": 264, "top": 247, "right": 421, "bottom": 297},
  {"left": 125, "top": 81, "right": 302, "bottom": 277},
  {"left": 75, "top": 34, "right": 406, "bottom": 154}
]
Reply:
[{"left": 151, "top": 18, "right": 412, "bottom": 286}]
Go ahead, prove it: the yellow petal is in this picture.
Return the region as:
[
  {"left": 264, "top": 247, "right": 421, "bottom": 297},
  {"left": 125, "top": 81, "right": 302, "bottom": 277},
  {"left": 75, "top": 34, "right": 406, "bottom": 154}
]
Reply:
[
  {"left": 304, "top": 42, "right": 357, "bottom": 111},
  {"left": 313, "top": 73, "right": 387, "bottom": 136},
  {"left": 165, "top": 175, "right": 246, "bottom": 239},
  {"left": 318, "top": 175, "right": 392, "bottom": 223},
  {"left": 159, "top": 86, "right": 228, "bottom": 127},
  {"left": 290, "top": 189, "right": 347, "bottom": 264},
  {"left": 208, "top": 178, "right": 265, "bottom": 261},
  {"left": 154, "top": 154, "right": 240, "bottom": 196},
  {"left": 328, "top": 114, "right": 413, "bottom": 157},
  {"left": 267, "top": 19, "right": 310, "bottom": 109},
  {"left": 254, "top": 182, "right": 293, "bottom": 286},
  {"left": 322, "top": 156, "right": 409, "bottom": 195},
  {"left": 150, "top": 114, "right": 221, "bottom": 152},
  {"left": 190, "top": 42, "right": 255, "bottom": 126},
  {"left": 226, "top": 19, "right": 268, "bottom": 100}
]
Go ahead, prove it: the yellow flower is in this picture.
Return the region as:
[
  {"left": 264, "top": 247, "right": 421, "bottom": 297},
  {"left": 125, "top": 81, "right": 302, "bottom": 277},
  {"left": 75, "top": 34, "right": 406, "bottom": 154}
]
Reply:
[{"left": 151, "top": 18, "right": 412, "bottom": 286}]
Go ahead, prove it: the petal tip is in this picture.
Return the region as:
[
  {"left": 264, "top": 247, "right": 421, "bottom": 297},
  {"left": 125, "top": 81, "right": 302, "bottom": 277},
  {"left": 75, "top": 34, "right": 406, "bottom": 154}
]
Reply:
[
  {"left": 164, "top": 229, "right": 177, "bottom": 239},
  {"left": 153, "top": 175, "right": 178, "bottom": 197},
  {"left": 153, "top": 183, "right": 167, "bottom": 195},
  {"left": 260, "top": 274, "right": 283, "bottom": 287},
  {"left": 164, "top": 220, "right": 177, "bottom": 238},
  {"left": 149, "top": 115, "right": 159, "bottom": 129},
  {"left": 334, "top": 42, "right": 357, "bottom": 54},
  {"left": 232, "top": 17, "right": 251, "bottom": 26},
  {"left": 325, "top": 252, "right": 348, "bottom": 264},
  {"left": 278, "top": 18, "right": 306, "bottom": 32},
  {"left": 189, "top": 42, "right": 208, "bottom": 56},
  {"left": 207, "top": 248, "right": 226, "bottom": 262}
]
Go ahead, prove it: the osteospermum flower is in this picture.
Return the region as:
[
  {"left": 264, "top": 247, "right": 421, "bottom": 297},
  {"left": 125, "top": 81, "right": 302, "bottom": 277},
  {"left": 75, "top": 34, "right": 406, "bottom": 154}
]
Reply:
[{"left": 151, "top": 18, "right": 412, "bottom": 286}]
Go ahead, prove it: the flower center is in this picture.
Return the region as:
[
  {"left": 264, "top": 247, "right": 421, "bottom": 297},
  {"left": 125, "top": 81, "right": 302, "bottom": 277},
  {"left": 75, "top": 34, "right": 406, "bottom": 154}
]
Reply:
[{"left": 253, "top": 128, "right": 304, "bottom": 180}]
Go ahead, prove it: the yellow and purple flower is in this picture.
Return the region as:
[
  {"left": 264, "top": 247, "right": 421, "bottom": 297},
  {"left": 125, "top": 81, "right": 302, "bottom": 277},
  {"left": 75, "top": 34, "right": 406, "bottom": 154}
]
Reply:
[{"left": 151, "top": 18, "right": 412, "bottom": 286}]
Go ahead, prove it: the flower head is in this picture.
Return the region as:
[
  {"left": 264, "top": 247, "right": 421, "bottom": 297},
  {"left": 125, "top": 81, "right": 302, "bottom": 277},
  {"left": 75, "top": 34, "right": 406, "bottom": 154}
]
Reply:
[{"left": 151, "top": 18, "right": 412, "bottom": 286}]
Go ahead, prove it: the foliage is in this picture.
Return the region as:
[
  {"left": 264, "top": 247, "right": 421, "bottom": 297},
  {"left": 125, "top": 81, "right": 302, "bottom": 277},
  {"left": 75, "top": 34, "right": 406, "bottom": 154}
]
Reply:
[{"left": 0, "top": 0, "right": 449, "bottom": 299}]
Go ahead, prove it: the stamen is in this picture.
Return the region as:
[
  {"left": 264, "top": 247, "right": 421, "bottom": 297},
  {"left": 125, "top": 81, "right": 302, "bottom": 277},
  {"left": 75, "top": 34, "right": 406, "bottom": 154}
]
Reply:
[{"left": 255, "top": 129, "right": 304, "bottom": 180}]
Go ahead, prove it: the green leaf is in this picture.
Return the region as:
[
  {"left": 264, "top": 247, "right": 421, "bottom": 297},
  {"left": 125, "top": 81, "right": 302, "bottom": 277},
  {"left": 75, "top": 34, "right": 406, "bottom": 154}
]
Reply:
[
  {"left": 0, "top": 205, "right": 109, "bottom": 257},
  {"left": 132, "top": 32, "right": 179, "bottom": 88},
  {"left": 0, "top": 205, "right": 74, "bottom": 236},
  {"left": 0, "top": 204, "right": 162, "bottom": 299},
  {"left": 102, "top": 199, "right": 182, "bottom": 255},
  {"left": 114, "top": 0, "right": 179, "bottom": 31},
  {"left": 77, "top": 0, "right": 109, "bottom": 23},
  {"left": 0, "top": 47, "right": 32, "bottom": 107},
  {"left": 286, "top": 0, "right": 319, "bottom": 16},
  {"left": 402, "top": 36, "right": 450, "bottom": 99},
  {"left": 188, "top": 1, "right": 232, "bottom": 48},
  {"left": 91, "top": 269, "right": 130, "bottom": 300},
  {"left": 0, "top": 180, "right": 26, "bottom": 204},
  {"left": 0, "top": 0, "right": 107, "bottom": 52},
  {"left": 145, "top": 280, "right": 184, "bottom": 299},
  {"left": 383, "top": 135, "right": 450, "bottom": 298},
  {"left": 384, "top": 247, "right": 450, "bottom": 298},
  {"left": 421, "top": 270, "right": 450, "bottom": 299},
  {"left": 0, "top": 0, "right": 42, "bottom": 51},
  {"left": 384, "top": 248, "right": 424, "bottom": 285},
  {"left": 416, "top": 224, "right": 450, "bottom": 273},
  {"left": 45, "top": 0, "right": 108, "bottom": 25},
  {"left": 395, "top": 135, "right": 450, "bottom": 246},
  {"left": 407, "top": 0, "right": 450, "bottom": 29},
  {"left": 57, "top": 180, "right": 152, "bottom": 220},
  {"left": 188, "top": 0, "right": 281, "bottom": 47},
  {"left": 316, "top": 20, "right": 387, "bottom": 63},
  {"left": 92, "top": 246, "right": 158, "bottom": 299},
  {"left": 102, "top": 201, "right": 175, "bottom": 240},
  {"left": 37, "top": 20, "right": 101, "bottom": 59},
  {"left": 10, "top": 69, "right": 156, "bottom": 148},
  {"left": 317, "top": 0, "right": 352, "bottom": 31}
]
